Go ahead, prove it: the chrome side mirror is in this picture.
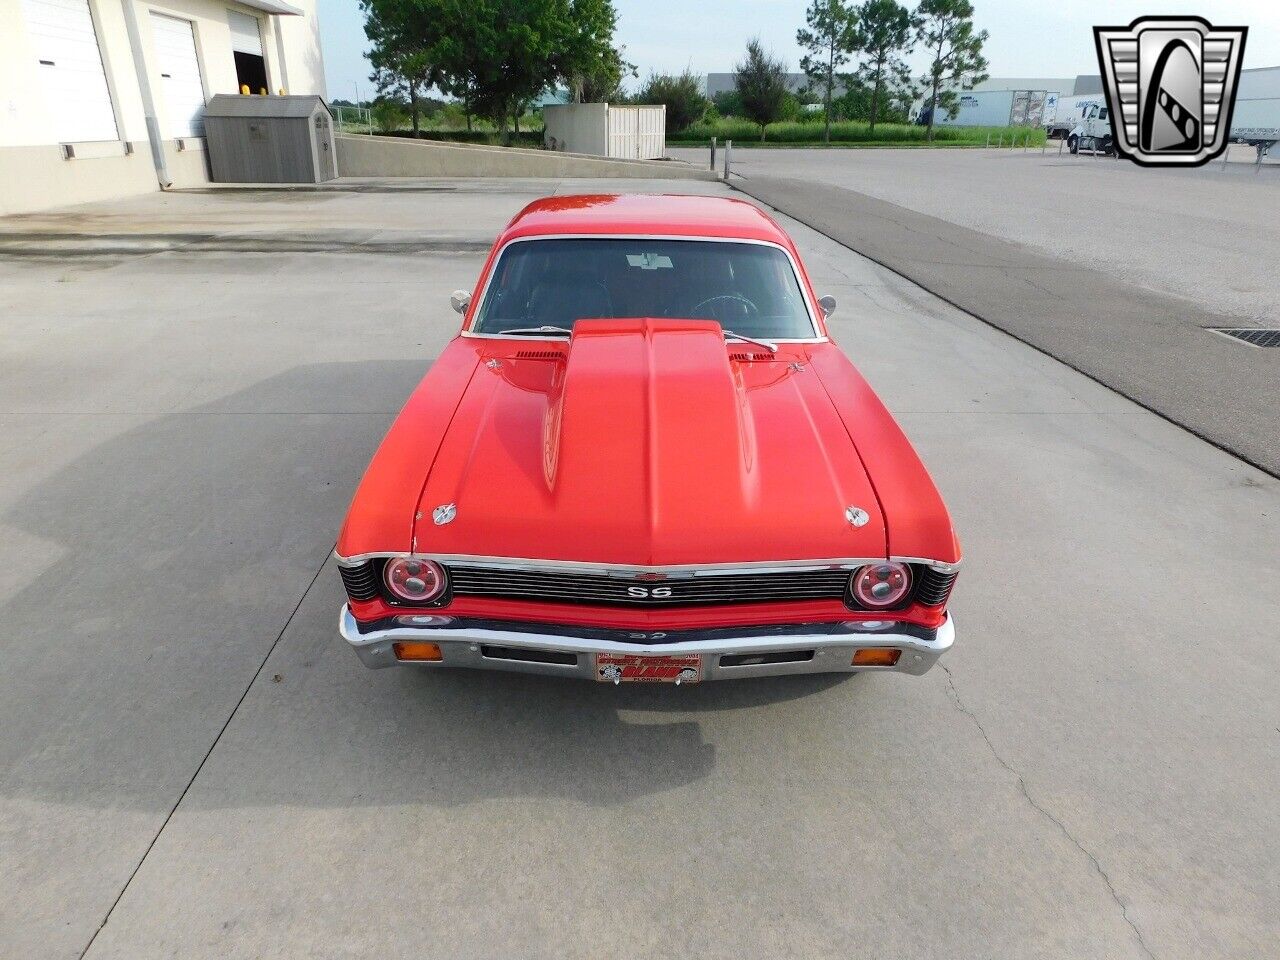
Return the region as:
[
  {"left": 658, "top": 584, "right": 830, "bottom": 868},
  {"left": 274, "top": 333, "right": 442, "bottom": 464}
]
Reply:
[
  {"left": 818, "top": 295, "right": 837, "bottom": 317},
  {"left": 450, "top": 290, "right": 471, "bottom": 314}
]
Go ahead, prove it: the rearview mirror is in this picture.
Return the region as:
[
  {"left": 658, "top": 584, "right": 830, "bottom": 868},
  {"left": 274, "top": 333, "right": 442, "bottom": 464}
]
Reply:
[
  {"left": 818, "top": 295, "right": 837, "bottom": 317},
  {"left": 450, "top": 290, "right": 471, "bottom": 314}
]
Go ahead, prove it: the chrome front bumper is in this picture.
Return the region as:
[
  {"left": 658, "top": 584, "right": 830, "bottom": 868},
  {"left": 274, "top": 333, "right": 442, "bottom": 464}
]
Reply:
[{"left": 339, "top": 606, "right": 954, "bottom": 681}]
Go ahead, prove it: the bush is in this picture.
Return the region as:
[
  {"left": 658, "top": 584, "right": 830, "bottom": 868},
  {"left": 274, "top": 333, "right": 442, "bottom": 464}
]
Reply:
[
  {"left": 437, "top": 103, "right": 469, "bottom": 128},
  {"left": 779, "top": 92, "right": 807, "bottom": 123},
  {"left": 371, "top": 129, "right": 545, "bottom": 147},
  {"left": 712, "top": 90, "right": 743, "bottom": 117},
  {"left": 635, "top": 69, "right": 708, "bottom": 133},
  {"left": 371, "top": 99, "right": 407, "bottom": 133},
  {"left": 669, "top": 117, "right": 1046, "bottom": 147}
]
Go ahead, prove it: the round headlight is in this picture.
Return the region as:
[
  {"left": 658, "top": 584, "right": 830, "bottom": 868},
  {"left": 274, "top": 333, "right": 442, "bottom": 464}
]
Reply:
[
  {"left": 851, "top": 562, "right": 912, "bottom": 609},
  {"left": 383, "top": 557, "right": 446, "bottom": 604}
]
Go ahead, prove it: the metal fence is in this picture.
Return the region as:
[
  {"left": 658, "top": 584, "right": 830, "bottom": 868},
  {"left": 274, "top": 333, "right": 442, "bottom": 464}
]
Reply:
[{"left": 329, "top": 104, "right": 372, "bottom": 135}]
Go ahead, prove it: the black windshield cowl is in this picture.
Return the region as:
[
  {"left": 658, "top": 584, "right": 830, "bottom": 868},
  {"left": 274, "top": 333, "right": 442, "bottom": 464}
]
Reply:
[{"left": 497, "top": 325, "right": 573, "bottom": 337}]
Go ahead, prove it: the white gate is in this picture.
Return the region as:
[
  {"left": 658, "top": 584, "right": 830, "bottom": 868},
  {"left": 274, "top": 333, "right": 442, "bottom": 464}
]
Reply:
[
  {"left": 635, "top": 105, "right": 665, "bottom": 159},
  {"left": 607, "top": 105, "right": 638, "bottom": 159},
  {"left": 605, "top": 105, "right": 666, "bottom": 160}
]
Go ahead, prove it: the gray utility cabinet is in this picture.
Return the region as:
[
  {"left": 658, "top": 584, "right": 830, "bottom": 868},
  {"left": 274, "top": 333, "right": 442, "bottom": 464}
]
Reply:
[{"left": 204, "top": 95, "right": 337, "bottom": 183}]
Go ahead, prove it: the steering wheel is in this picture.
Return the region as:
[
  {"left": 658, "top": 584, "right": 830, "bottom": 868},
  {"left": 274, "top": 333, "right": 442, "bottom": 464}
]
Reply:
[{"left": 692, "top": 294, "right": 761, "bottom": 323}]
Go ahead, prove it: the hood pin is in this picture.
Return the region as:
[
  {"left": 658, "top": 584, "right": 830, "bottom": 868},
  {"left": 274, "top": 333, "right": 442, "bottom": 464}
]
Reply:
[
  {"left": 432, "top": 503, "right": 457, "bottom": 525},
  {"left": 845, "top": 506, "right": 870, "bottom": 527}
]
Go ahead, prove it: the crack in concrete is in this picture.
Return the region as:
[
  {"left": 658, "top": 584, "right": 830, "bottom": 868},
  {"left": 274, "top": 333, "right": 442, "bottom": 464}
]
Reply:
[{"left": 938, "top": 663, "right": 1156, "bottom": 960}]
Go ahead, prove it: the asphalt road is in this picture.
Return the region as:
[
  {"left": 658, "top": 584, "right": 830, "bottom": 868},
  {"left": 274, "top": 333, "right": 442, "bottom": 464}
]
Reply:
[
  {"left": 1, "top": 178, "right": 1277, "bottom": 960},
  {"left": 670, "top": 145, "right": 1280, "bottom": 326}
]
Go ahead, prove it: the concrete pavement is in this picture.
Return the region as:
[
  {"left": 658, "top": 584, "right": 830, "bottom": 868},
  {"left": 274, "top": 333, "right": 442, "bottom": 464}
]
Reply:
[{"left": 1, "top": 179, "right": 1277, "bottom": 960}]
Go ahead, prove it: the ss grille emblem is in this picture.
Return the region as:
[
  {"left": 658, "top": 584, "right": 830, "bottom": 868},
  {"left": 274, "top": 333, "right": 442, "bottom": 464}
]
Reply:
[{"left": 628, "top": 585, "right": 673, "bottom": 598}]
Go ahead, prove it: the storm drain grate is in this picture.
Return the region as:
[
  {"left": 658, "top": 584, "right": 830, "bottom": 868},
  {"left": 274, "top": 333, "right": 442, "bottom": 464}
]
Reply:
[{"left": 1208, "top": 328, "right": 1280, "bottom": 348}]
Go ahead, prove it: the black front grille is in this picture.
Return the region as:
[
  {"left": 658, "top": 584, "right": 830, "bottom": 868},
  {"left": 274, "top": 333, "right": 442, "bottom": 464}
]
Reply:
[
  {"left": 339, "top": 558, "right": 958, "bottom": 611},
  {"left": 338, "top": 561, "right": 379, "bottom": 601},
  {"left": 914, "top": 567, "right": 958, "bottom": 606},
  {"left": 449, "top": 565, "right": 851, "bottom": 607}
]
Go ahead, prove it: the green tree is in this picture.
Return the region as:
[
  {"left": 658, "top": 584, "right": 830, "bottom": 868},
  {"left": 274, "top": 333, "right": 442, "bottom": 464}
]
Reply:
[
  {"left": 711, "top": 90, "right": 743, "bottom": 117},
  {"left": 571, "top": 38, "right": 635, "bottom": 102},
  {"left": 426, "top": 0, "right": 551, "bottom": 142},
  {"left": 636, "top": 69, "right": 708, "bottom": 132},
  {"left": 556, "top": 0, "right": 626, "bottom": 101},
  {"left": 795, "top": 0, "right": 859, "bottom": 143},
  {"left": 361, "top": 0, "right": 443, "bottom": 136},
  {"left": 393, "top": 0, "right": 621, "bottom": 144},
  {"left": 851, "top": 0, "right": 915, "bottom": 130},
  {"left": 914, "top": 0, "right": 988, "bottom": 141},
  {"left": 734, "top": 38, "right": 790, "bottom": 141},
  {"left": 834, "top": 76, "right": 907, "bottom": 123}
]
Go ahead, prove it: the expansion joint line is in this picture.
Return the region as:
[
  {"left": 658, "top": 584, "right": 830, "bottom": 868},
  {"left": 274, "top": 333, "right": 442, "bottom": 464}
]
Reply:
[{"left": 76, "top": 544, "right": 334, "bottom": 959}]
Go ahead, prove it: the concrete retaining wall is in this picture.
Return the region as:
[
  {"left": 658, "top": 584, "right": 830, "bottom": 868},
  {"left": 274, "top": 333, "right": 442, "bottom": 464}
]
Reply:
[{"left": 335, "top": 134, "right": 716, "bottom": 180}]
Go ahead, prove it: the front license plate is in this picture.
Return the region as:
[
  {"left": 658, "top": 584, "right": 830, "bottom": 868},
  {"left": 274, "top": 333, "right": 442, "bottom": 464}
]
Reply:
[{"left": 596, "top": 653, "right": 702, "bottom": 684}]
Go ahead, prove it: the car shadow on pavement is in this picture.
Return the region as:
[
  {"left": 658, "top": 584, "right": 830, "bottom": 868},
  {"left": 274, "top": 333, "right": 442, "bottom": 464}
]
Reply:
[
  {"left": 193, "top": 640, "right": 859, "bottom": 811},
  {"left": 0, "top": 360, "right": 425, "bottom": 814},
  {"left": 1, "top": 359, "right": 857, "bottom": 815}
]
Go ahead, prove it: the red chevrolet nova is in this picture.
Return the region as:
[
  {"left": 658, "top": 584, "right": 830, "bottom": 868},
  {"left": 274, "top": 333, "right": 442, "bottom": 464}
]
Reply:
[{"left": 335, "top": 194, "right": 960, "bottom": 683}]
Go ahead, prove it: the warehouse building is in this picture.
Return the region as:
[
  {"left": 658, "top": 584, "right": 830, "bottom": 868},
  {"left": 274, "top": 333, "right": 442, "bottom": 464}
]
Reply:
[{"left": 0, "top": 0, "right": 326, "bottom": 215}]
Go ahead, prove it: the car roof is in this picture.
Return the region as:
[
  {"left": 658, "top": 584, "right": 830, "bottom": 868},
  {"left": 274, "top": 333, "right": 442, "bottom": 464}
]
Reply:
[{"left": 499, "top": 194, "right": 795, "bottom": 247}]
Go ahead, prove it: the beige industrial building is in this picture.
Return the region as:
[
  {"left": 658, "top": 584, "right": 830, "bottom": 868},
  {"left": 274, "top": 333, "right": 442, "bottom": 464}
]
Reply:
[{"left": 0, "top": 0, "right": 326, "bottom": 214}]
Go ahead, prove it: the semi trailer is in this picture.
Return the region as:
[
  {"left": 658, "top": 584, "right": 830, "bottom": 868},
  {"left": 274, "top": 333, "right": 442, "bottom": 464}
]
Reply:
[
  {"left": 1229, "top": 66, "right": 1280, "bottom": 161},
  {"left": 1045, "top": 94, "right": 1103, "bottom": 138}
]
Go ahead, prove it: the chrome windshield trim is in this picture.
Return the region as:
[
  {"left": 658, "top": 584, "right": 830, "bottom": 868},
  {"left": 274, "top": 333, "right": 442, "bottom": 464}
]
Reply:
[
  {"left": 461, "top": 233, "right": 826, "bottom": 341},
  {"left": 333, "top": 550, "right": 962, "bottom": 576}
]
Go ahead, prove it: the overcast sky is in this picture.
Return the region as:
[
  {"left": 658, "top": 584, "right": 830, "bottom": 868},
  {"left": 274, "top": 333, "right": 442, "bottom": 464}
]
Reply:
[{"left": 316, "top": 0, "right": 1280, "bottom": 102}]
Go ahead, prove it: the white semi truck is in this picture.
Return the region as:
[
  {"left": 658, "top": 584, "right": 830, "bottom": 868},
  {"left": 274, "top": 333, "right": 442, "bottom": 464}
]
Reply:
[
  {"left": 1067, "top": 102, "right": 1114, "bottom": 154},
  {"left": 1045, "top": 94, "right": 1102, "bottom": 139}
]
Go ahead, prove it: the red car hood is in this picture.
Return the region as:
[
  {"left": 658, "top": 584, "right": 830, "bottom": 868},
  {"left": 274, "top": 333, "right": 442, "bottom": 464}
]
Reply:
[{"left": 409, "top": 319, "right": 886, "bottom": 566}]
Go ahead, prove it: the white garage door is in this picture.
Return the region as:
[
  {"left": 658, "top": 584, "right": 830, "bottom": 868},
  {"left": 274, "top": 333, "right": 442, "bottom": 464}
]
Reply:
[
  {"left": 20, "top": 0, "right": 119, "bottom": 143},
  {"left": 150, "top": 13, "right": 206, "bottom": 139},
  {"left": 228, "top": 10, "right": 263, "bottom": 56}
]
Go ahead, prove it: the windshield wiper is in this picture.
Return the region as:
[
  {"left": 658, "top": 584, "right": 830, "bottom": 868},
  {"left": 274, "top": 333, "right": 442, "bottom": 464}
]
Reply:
[
  {"left": 722, "top": 329, "right": 778, "bottom": 353},
  {"left": 497, "top": 325, "right": 573, "bottom": 337}
]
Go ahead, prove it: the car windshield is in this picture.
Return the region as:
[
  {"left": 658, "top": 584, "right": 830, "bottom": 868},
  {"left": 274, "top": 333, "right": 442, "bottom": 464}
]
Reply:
[{"left": 471, "top": 238, "right": 817, "bottom": 339}]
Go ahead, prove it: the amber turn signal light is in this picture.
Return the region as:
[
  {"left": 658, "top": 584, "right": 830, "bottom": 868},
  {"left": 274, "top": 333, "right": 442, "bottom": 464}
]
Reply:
[
  {"left": 393, "top": 641, "right": 443, "bottom": 662},
  {"left": 852, "top": 648, "right": 901, "bottom": 667}
]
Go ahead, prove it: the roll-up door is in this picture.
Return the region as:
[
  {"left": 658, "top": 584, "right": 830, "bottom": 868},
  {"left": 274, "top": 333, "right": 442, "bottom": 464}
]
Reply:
[
  {"left": 228, "top": 10, "right": 268, "bottom": 94},
  {"left": 228, "top": 10, "right": 263, "bottom": 55},
  {"left": 20, "top": 0, "right": 120, "bottom": 143},
  {"left": 150, "top": 13, "right": 207, "bottom": 138}
]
